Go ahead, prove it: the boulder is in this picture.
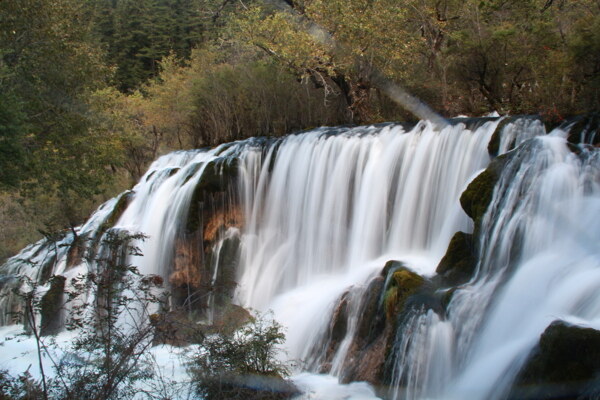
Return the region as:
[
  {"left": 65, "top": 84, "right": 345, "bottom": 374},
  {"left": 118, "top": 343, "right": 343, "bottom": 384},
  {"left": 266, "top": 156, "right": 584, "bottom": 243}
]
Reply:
[
  {"left": 383, "top": 268, "right": 425, "bottom": 322},
  {"left": 511, "top": 321, "right": 600, "bottom": 400},
  {"left": 436, "top": 231, "right": 477, "bottom": 286}
]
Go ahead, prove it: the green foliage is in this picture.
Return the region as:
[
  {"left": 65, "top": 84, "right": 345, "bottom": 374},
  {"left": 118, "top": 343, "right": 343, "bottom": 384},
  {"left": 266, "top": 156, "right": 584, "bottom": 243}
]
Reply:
[
  {"left": 188, "top": 312, "right": 296, "bottom": 400},
  {"left": 86, "top": 0, "right": 237, "bottom": 92},
  {"left": 0, "top": 90, "right": 27, "bottom": 190},
  {"left": 0, "top": 0, "right": 130, "bottom": 233},
  {"left": 133, "top": 46, "right": 347, "bottom": 149}
]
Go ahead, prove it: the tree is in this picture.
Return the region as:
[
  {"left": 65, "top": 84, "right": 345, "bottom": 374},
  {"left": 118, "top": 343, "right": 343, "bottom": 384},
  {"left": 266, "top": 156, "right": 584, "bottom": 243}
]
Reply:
[
  {"left": 9, "top": 230, "right": 166, "bottom": 400},
  {"left": 0, "top": 0, "right": 128, "bottom": 232}
]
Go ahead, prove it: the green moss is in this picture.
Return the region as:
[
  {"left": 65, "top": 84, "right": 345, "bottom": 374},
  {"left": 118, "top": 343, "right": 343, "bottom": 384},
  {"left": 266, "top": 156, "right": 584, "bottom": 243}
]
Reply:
[
  {"left": 40, "top": 275, "right": 66, "bottom": 336},
  {"left": 436, "top": 231, "right": 477, "bottom": 285},
  {"left": 460, "top": 167, "right": 498, "bottom": 225},
  {"left": 100, "top": 190, "right": 133, "bottom": 233},
  {"left": 383, "top": 268, "right": 425, "bottom": 321},
  {"left": 488, "top": 117, "right": 514, "bottom": 157},
  {"left": 511, "top": 321, "right": 600, "bottom": 399}
]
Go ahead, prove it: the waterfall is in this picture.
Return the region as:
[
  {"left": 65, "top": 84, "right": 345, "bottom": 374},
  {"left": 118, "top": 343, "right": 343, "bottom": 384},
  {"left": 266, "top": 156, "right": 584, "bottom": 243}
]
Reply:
[
  {"left": 233, "top": 119, "right": 500, "bottom": 365},
  {"left": 389, "top": 123, "right": 600, "bottom": 399},
  {"left": 1, "top": 115, "right": 597, "bottom": 399}
]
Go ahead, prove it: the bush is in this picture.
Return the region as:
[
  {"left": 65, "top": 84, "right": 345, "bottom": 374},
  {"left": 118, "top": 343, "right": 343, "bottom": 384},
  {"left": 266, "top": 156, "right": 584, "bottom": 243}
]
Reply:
[{"left": 188, "top": 312, "right": 299, "bottom": 400}]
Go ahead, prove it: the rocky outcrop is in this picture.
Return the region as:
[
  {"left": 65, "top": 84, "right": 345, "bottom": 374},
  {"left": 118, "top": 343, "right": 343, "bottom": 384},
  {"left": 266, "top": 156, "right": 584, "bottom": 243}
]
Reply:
[
  {"left": 460, "top": 154, "right": 511, "bottom": 236},
  {"left": 40, "top": 275, "right": 66, "bottom": 336},
  {"left": 170, "top": 158, "right": 242, "bottom": 317},
  {"left": 488, "top": 117, "right": 517, "bottom": 157},
  {"left": 435, "top": 231, "right": 477, "bottom": 286},
  {"left": 314, "top": 261, "right": 443, "bottom": 388},
  {"left": 151, "top": 304, "right": 251, "bottom": 346},
  {"left": 383, "top": 267, "right": 425, "bottom": 322},
  {"left": 563, "top": 112, "right": 600, "bottom": 147},
  {"left": 510, "top": 321, "right": 600, "bottom": 400}
]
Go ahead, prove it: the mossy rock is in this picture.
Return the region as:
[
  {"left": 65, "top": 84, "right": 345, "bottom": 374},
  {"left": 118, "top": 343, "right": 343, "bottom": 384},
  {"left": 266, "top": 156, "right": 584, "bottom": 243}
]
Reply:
[
  {"left": 356, "top": 276, "right": 386, "bottom": 342},
  {"left": 460, "top": 154, "right": 510, "bottom": 231},
  {"left": 185, "top": 158, "right": 239, "bottom": 234},
  {"left": 100, "top": 190, "right": 134, "bottom": 233},
  {"left": 488, "top": 117, "right": 515, "bottom": 157},
  {"left": 40, "top": 275, "right": 66, "bottom": 336},
  {"left": 510, "top": 321, "right": 600, "bottom": 400},
  {"left": 383, "top": 268, "right": 425, "bottom": 321},
  {"left": 489, "top": 116, "right": 545, "bottom": 157},
  {"left": 436, "top": 231, "right": 477, "bottom": 286},
  {"left": 460, "top": 167, "right": 498, "bottom": 224},
  {"left": 381, "top": 260, "right": 405, "bottom": 277}
]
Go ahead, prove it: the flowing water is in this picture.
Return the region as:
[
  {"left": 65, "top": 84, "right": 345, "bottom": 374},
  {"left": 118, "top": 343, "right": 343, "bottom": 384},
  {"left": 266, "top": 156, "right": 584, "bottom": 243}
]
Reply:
[
  {"left": 234, "top": 120, "right": 499, "bottom": 366},
  {"left": 389, "top": 124, "right": 600, "bottom": 400},
  {"left": 1, "top": 116, "right": 598, "bottom": 399}
]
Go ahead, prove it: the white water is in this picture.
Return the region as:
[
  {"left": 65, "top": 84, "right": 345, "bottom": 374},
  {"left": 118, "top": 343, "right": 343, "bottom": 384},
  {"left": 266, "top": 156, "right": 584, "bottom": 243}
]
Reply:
[
  {"left": 2, "top": 116, "right": 598, "bottom": 399},
  {"left": 234, "top": 120, "right": 499, "bottom": 365},
  {"left": 391, "top": 128, "right": 600, "bottom": 399}
]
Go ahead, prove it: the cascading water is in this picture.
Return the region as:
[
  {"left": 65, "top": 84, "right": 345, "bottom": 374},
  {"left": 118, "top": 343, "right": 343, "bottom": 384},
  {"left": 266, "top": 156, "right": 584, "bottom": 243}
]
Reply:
[
  {"left": 389, "top": 123, "right": 600, "bottom": 400},
  {"left": 233, "top": 120, "right": 500, "bottom": 366},
  {"left": 1, "top": 115, "right": 598, "bottom": 399}
]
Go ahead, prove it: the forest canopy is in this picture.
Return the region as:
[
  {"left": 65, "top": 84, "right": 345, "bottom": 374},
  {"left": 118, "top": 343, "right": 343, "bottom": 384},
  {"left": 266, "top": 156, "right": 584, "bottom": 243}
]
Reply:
[{"left": 0, "top": 0, "right": 598, "bottom": 260}]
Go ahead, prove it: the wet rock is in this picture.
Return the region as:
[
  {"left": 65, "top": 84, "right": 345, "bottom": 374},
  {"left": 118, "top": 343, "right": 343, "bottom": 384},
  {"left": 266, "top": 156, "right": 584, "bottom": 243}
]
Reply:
[
  {"left": 99, "top": 190, "right": 134, "bottom": 234},
  {"left": 150, "top": 310, "right": 203, "bottom": 346},
  {"left": 66, "top": 234, "right": 86, "bottom": 269},
  {"left": 436, "top": 231, "right": 477, "bottom": 286},
  {"left": 208, "top": 304, "right": 252, "bottom": 335},
  {"left": 460, "top": 155, "right": 509, "bottom": 232},
  {"left": 210, "top": 234, "right": 242, "bottom": 308},
  {"left": 356, "top": 276, "right": 386, "bottom": 342},
  {"left": 510, "top": 321, "right": 600, "bottom": 400},
  {"left": 170, "top": 230, "right": 204, "bottom": 310},
  {"left": 40, "top": 275, "right": 66, "bottom": 336},
  {"left": 383, "top": 268, "right": 425, "bottom": 322},
  {"left": 330, "top": 292, "right": 350, "bottom": 345},
  {"left": 186, "top": 159, "right": 239, "bottom": 234},
  {"left": 348, "top": 325, "right": 393, "bottom": 385},
  {"left": 488, "top": 117, "right": 516, "bottom": 157},
  {"left": 151, "top": 304, "right": 252, "bottom": 346},
  {"left": 562, "top": 112, "right": 600, "bottom": 147}
]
